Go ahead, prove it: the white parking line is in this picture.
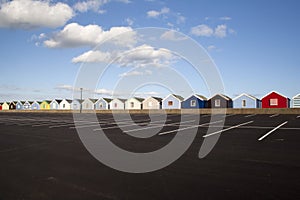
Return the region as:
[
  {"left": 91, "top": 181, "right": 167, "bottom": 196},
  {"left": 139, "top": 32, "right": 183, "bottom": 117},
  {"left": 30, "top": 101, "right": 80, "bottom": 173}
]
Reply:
[
  {"left": 158, "top": 120, "right": 224, "bottom": 136},
  {"left": 258, "top": 121, "right": 288, "bottom": 141},
  {"left": 269, "top": 114, "right": 279, "bottom": 118},
  {"left": 124, "top": 120, "right": 195, "bottom": 133},
  {"left": 245, "top": 114, "right": 256, "bottom": 118},
  {"left": 93, "top": 119, "right": 171, "bottom": 131},
  {"left": 203, "top": 121, "right": 254, "bottom": 138}
]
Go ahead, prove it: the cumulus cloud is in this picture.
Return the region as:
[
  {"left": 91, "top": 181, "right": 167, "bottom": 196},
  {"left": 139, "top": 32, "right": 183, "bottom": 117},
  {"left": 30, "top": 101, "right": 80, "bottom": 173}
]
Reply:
[
  {"left": 71, "top": 50, "right": 113, "bottom": 63},
  {"left": 0, "top": 0, "right": 73, "bottom": 29},
  {"left": 214, "top": 24, "right": 227, "bottom": 38},
  {"left": 72, "top": 44, "right": 176, "bottom": 68},
  {"left": 43, "top": 23, "right": 136, "bottom": 48},
  {"left": 147, "top": 7, "right": 170, "bottom": 18},
  {"left": 191, "top": 24, "right": 230, "bottom": 38},
  {"left": 116, "top": 44, "right": 175, "bottom": 68},
  {"left": 73, "top": 0, "right": 131, "bottom": 13},
  {"left": 190, "top": 24, "right": 214, "bottom": 37},
  {"left": 160, "top": 30, "right": 187, "bottom": 41},
  {"left": 73, "top": 0, "right": 108, "bottom": 13}
]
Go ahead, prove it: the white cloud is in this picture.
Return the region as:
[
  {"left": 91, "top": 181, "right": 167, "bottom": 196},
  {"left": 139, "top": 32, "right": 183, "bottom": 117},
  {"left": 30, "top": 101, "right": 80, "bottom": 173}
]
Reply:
[
  {"left": 119, "top": 70, "right": 152, "bottom": 77},
  {"left": 147, "top": 7, "right": 170, "bottom": 18},
  {"left": 191, "top": 24, "right": 230, "bottom": 38},
  {"left": 73, "top": 0, "right": 130, "bottom": 13},
  {"left": 43, "top": 23, "right": 136, "bottom": 48},
  {"left": 71, "top": 50, "right": 112, "bottom": 63},
  {"left": 55, "top": 84, "right": 74, "bottom": 91},
  {"left": 116, "top": 44, "right": 175, "bottom": 68},
  {"left": 73, "top": 0, "right": 108, "bottom": 13},
  {"left": 220, "top": 16, "right": 232, "bottom": 21},
  {"left": 160, "top": 30, "right": 187, "bottom": 41},
  {"left": 0, "top": 0, "right": 73, "bottom": 29},
  {"left": 94, "top": 88, "right": 114, "bottom": 95},
  {"left": 207, "top": 45, "right": 216, "bottom": 51},
  {"left": 72, "top": 44, "right": 176, "bottom": 68},
  {"left": 190, "top": 24, "right": 214, "bottom": 37},
  {"left": 214, "top": 24, "right": 227, "bottom": 38},
  {"left": 147, "top": 10, "right": 160, "bottom": 18},
  {"left": 55, "top": 84, "right": 114, "bottom": 96}
]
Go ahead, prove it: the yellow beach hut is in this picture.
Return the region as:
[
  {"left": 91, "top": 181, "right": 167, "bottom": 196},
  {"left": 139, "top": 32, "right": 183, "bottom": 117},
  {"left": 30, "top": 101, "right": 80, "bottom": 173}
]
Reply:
[{"left": 40, "top": 100, "right": 51, "bottom": 110}]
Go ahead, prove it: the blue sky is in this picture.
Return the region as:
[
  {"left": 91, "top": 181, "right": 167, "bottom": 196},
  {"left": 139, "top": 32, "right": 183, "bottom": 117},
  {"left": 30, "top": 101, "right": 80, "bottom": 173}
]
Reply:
[{"left": 0, "top": 0, "right": 300, "bottom": 101}]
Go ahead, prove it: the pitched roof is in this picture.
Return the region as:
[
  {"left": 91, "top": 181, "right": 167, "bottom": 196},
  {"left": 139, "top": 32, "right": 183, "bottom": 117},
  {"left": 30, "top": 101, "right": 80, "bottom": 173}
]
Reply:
[
  {"left": 42, "top": 100, "right": 52, "bottom": 104},
  {"left": 194, "top": 94, "right": 207, "bottom": 101},
  {"left": 172, "top": 94, "right": 184, "bottom": 101},
  {"left": 88, "top": 98, "right": 98, "bottom": 103},
  {"left": 210, "top": 94, "right": 232, "bottom": 101},
  {"left": 293, "top": 93, "right": 300, "bottom": 99},
  {"left": 233, "top": 93, "right": 259, "bottom": 101},
  {"left": 56, "top": 99, "right": 63, "bottom": 104},
  {"left": 112, "top": 98, "right": 126, "bottom": 103},
  {"left": 133, "top": 97, "right": 145, "bottom": 102},
  {"left": 151, "top": 96, "right": 163, "bottom": 102},
  {"left": 261, "top": 91, "right": 289, "bottom": 100},
  {"left": 65, "top": 99, "right": 73, "bottom": 104},
  {"left": 103, "top": 98, "right": 112, "bottom": 103}
]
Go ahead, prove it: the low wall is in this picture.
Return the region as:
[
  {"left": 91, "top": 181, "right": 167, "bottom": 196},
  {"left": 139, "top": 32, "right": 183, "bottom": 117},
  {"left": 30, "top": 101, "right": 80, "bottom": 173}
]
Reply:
[{"left": 1, "top": 108, "right": 300, "bottom": 114}]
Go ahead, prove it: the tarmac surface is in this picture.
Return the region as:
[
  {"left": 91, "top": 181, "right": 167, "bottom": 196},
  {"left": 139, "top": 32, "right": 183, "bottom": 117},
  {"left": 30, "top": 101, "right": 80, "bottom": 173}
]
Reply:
[{"left": 0, "top": 112, "right": 299, "bottom": 200}]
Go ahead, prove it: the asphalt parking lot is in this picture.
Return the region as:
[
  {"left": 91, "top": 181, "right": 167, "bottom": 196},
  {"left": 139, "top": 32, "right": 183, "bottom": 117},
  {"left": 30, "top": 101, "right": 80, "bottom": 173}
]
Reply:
[{"left": 0, "top": 112, "right": 299, "bottom": 200}]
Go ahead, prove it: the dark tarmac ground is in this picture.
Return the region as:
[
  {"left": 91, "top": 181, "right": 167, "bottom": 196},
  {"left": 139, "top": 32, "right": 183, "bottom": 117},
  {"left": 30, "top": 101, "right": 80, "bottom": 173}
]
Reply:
[{"left": 0, "top": 112, "right": 299, "bottom": 200}]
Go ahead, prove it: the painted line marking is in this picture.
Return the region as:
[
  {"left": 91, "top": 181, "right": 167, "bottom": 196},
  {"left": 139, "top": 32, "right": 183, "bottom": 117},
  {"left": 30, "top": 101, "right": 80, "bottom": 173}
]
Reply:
[
  {"left": 269, "top": 114, "right": 279, "bottom": 118},
  {"left": 203, "top": 121, "right": 254, "bottom": 138},
  {"left": 124, "top": 120, "right": 195, "bottom": 133},
  {"left": 258, "top": 121, "right": 288, "bottom": 141},
  {"left": 297, "top": 115, "right": 300, "bottom": 118},
  {"left": 72, "top": 118, "right": 158, "bottom": 129},
  {"left": 93, "top": 119, "right": 171, "bottom": 131},
  {"left": 245, "top": 114, "right": 256, "bottom": 118},
  {"left": 158, "top": 120, "right": 223, "bottom": 136}
]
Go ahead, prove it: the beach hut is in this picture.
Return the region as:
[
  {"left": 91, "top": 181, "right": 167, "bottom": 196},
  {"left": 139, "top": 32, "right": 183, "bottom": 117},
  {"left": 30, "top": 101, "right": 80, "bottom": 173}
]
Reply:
[
  {"left": 109, "top": 98, "right": 126, "bottom": 110},
  {"left": 82, "top": 98, "right": 97, "bottom": 110},
  {"left": 261, "top": 91, "right": 290, "bottom": 108},
  {"left": 23, "top": 101, "right": 32, "bottom": 110},
  {"left": 71, "top": 99, "right": 82, "bottom": 110},
  {"left": 162, "top": 94, "right": 184, "bottom": 109},
  {"left": 0, "top": 103, "right": 2, "bottom": 110},
  {"left": 142, "top": 97, "right": 162, "bottom": 109},
  {"left": 181, "top": 94, "right": 207, "bottom": 109},
  {"left": 31, "top": 101, "right": 41, "bottom": 110},
  {"left": 292, "top": 94, "right": 300, "bottom": 108},
  {"left": 233, "top": 93, "right": 261, "bottom": 108},
  {"left": 208, "top": 94, "right": 233, "bottom": 108},
  {"left": 95, "top": 98, "right": 112, "bottom": 110},
  {"left": 16, "top": 101, "right": 25, "bottom": 110},
  {"left": 50, "top": 99, "right": 62, "bottom": 110},
  {"left": 125, "top": 97, "right": 144, "bottom": 110},
  {"left": 2, "top": 102, "right": 9, "bottom": 110},
  {"left": 9, "top": 102, "right": 16, "bottom": 110},
  {"left": 40, "top": 100, "right": 51, "bottom": 110},
  {"left": 59, "top": 99, "right": 72, "bottom": 110}
]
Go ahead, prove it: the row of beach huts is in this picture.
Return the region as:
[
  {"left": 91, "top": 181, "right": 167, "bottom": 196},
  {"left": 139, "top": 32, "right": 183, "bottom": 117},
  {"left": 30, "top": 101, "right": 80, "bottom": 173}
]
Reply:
[{"left": 1, "top": 91, "right": 300, "bottom": 111}]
